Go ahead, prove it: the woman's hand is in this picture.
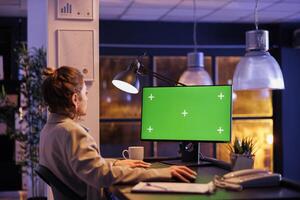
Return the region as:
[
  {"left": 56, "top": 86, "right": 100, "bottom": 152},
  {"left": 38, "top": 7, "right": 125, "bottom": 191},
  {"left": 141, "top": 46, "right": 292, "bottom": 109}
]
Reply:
[
  {"left": 113, "top": 159, "right": 151, "bottom": 168},
  {"left": 169, "top": 166, "right": 197, "bottom": 183}
]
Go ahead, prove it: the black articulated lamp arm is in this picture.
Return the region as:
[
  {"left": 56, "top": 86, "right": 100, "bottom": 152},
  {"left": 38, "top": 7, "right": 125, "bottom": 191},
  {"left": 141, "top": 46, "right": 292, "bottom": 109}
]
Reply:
[
  {"left": 152, "top": 71, "right": 186, "bottom": 86},
  {"left": 136, "top": 59, "right": 186, "bottom": 86}
]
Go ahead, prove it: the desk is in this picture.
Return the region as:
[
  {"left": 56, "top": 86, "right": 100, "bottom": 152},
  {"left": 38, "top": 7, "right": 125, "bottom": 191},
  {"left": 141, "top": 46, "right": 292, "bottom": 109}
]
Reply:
[{"left": 109, "top": 163, "right": 300, "bottom": 200}]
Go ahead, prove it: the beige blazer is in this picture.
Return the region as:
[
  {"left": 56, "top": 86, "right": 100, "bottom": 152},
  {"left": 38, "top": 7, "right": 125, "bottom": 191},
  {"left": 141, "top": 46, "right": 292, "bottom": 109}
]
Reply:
[{"left": 39, "top": 113, "right": 172, "bottom": 200}]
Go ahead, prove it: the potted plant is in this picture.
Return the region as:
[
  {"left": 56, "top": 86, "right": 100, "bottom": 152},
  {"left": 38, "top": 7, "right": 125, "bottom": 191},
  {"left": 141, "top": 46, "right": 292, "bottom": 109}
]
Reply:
[
  {"left": 228, "top": 136, "right": 257, "bottom": 171},
  {"left": 9, "top": 43, "right": 47, "bottom": 199}
]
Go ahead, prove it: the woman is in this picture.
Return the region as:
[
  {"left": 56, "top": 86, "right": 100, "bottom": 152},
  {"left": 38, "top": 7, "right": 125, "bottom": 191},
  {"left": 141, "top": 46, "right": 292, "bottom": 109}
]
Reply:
[{"left": 39, "top": 66, "right": 197, "bottom": 200}]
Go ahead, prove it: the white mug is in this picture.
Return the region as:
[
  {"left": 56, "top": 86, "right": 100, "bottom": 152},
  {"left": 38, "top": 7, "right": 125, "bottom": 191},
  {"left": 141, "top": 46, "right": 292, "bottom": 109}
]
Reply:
[{"left": 122, "top": 146, "right": 144, "bottom": 160}]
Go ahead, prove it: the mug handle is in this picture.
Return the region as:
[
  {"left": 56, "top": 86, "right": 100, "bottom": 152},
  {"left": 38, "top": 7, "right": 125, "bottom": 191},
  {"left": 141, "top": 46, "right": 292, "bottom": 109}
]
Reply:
[{"left": 122, "top": 149, "right": 129, "bottom": 159}]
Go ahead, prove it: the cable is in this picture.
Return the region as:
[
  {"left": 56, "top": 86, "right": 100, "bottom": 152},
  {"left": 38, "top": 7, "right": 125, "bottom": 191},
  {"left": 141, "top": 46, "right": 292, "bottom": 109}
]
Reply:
[
  {"left": 193, "top": 0, "right": 197, "bottom": 52},
  {"left": 255, "top": 0, "right": 259, "bottom": 30}
]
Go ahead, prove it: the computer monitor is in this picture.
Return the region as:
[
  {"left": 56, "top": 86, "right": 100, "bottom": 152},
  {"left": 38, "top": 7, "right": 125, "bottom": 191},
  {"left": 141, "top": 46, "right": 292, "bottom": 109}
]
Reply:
[{"left": 140, "top": 85, "right": 232, "bottom": 166}]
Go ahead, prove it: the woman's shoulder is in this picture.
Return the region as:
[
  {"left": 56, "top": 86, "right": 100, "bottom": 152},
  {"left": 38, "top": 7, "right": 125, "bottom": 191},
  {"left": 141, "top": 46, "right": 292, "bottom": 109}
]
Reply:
[
  {"left": 42, "top": 114, "right": 91, "bottom": 141},
  {"left": 59, "top": 119, "right": 88, "bottom": 136}
]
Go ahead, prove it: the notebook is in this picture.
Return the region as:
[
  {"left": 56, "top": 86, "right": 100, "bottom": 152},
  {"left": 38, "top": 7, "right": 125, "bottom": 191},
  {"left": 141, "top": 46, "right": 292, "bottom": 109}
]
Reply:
[{"left": 132, "top": 182, "right": 215, "bottom": 194}]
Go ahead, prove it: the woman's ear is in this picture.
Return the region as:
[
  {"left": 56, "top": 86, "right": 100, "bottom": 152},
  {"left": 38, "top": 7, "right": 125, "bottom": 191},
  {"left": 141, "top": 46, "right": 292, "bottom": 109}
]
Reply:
[{"left": 72, "top": 93, "right": 79, "bottom": 109}]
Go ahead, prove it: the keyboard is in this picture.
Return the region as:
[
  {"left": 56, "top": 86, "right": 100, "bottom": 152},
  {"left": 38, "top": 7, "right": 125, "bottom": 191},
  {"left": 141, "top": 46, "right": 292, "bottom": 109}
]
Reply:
[{"left": 160, "top": 160, "right": 212, "bottom": 167}]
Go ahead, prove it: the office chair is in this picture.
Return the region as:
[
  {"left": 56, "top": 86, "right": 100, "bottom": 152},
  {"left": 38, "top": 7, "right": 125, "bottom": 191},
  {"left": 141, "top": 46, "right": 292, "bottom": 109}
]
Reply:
[{"left": 35, "top": 165, "right": 84, "bottom": 200}]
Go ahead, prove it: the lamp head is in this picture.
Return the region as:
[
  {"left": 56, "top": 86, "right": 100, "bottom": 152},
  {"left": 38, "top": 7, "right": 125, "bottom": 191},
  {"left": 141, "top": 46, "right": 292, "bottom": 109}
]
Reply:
[
  {"left": 232, "top": 0, "right": 284, "bottom": 91},
  {"left": 112, "top": 57, "right": 185, "bottom": 93},
  {"left": 112, "top": 60, "right": 141, "bottom": 94},
  {"left": 233, "top": 30, "right": 285, "bottom": 90},
  {"left": 179, "top": 52, "right": 213, "bottom": 85}
]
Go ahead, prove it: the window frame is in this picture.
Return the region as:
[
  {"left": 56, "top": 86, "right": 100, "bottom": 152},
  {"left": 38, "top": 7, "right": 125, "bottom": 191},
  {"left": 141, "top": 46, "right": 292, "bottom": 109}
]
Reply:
[{"left": 99, "top": 45, "right": 281, "bottom": 172}]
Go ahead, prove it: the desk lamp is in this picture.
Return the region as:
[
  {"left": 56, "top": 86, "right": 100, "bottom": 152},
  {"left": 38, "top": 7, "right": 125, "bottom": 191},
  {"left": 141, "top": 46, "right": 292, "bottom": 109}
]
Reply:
[{"left": 112, "top": 58, "right": 186, "bottom": 94}]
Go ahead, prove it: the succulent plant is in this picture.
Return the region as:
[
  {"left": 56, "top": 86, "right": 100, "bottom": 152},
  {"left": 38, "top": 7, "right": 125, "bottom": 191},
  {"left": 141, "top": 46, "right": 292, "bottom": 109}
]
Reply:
[{"left": 228, "top": 136, "right": 256, "bottom": 157}]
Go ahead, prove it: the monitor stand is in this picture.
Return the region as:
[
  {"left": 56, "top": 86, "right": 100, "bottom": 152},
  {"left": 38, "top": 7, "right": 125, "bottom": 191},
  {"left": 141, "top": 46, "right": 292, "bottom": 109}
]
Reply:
[{"left": 161, "top": 142, "right": 232, "bottom": 170}]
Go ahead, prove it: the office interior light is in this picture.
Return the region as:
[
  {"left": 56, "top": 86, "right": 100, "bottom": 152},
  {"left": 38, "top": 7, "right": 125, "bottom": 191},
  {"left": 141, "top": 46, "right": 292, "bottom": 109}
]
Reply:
[
  {"left": 233, "top": 0, "right": 284, "bottom": 91},
  {"left": 179, "top": 52, "right": 212, "bottom": 85},
  {"left": 178, "top": 0, "right": 212, "bottom": 86}
]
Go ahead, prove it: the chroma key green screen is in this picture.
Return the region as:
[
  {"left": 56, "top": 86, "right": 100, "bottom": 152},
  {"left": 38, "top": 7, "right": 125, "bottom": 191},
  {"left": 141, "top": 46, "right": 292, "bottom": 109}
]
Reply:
[{"left": 141, "top": 85, "right": 232, "bottom": 142}]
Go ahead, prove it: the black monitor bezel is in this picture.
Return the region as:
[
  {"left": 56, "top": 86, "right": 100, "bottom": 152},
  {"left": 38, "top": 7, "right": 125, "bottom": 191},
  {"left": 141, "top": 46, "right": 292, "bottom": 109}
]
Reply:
[{"left": 140, "top": 85, "right": 232, "bottom": 143}]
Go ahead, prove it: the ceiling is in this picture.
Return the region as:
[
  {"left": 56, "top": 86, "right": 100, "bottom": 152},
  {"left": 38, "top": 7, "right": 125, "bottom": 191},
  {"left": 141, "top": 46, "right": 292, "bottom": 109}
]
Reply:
[{"left": 0, "top": 0, "right": 300, "bottom": 23}]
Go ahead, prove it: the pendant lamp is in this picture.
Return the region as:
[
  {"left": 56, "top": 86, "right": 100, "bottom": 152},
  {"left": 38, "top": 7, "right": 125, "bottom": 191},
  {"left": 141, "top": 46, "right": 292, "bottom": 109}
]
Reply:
[{"left": 233, "top": 0, "right": 284, "bottom": 90}]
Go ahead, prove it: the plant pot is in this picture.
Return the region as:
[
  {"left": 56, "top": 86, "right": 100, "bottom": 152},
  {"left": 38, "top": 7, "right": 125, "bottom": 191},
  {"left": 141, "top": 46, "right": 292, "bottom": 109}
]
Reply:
[{"left": 230, "top": 153, "right": 254, "bottom": 171}]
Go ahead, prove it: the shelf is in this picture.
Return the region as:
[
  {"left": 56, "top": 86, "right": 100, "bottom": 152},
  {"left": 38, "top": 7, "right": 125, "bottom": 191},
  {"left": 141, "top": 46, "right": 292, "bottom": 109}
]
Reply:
[{"left": 0, "top": 80, "right": 20, "bottom": 94}]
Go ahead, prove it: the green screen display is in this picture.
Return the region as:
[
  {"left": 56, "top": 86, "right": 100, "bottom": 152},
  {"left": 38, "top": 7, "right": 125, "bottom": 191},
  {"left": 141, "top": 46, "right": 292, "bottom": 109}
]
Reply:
[{"left": 141, "top": 85, "right": 232, "bottom": 142}]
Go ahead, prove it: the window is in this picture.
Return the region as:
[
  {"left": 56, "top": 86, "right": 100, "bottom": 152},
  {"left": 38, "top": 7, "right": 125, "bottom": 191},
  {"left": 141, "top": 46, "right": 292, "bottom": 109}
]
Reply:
[
  {"left": 100, "top": 56, "right": 152, "bottom": 157},
  {"left": 100, "top": 54, "right": 274, "bottom": 171},
  {"left": 216, "top": 56, "right": 273, "bottom": 171},
  {"left": 153, "top": 56, "right": 213, "bottom": 157},
  {"left": 100, "top": 56, "right": 145, "bottom": 119}
]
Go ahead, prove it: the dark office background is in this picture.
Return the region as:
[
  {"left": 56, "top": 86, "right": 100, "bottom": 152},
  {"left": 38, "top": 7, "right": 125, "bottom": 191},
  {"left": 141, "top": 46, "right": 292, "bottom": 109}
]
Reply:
[{"left": 0, "top": 18, "right": 299, "bottom": 190}]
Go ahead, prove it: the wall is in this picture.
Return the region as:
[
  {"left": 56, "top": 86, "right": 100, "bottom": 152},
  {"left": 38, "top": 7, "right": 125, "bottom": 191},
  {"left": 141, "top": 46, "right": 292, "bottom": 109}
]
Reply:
[
  {"left": 100, "top": 20, "right": 279, "bottom": 56},
  {"left": 27, "top": 0, "right": 99, "bottom": 198},
  {"left": 281, "top": 47, "right": 300, "bottom": 182},
  {"left": 28, "top": 0, "right": 99, "bottom": 145},
  {"left": 1, "top": 17, "right": 300, "bottom": 182}
]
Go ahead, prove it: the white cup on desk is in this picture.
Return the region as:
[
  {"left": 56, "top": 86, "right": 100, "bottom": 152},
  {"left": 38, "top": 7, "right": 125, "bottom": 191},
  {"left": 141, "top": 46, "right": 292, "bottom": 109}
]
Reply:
[{"left": 122, "top": 146, "right": 144, "bottom": 160}]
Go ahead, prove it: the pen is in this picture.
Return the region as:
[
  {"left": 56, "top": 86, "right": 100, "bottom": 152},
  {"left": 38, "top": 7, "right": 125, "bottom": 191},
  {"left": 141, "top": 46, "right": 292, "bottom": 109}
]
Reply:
[{"left": 145, "top": 183, "right": 168, "bottom": 191}]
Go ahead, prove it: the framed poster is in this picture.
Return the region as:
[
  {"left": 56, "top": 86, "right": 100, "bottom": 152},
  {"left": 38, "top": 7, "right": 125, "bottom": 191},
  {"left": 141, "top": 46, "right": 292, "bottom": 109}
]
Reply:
[
  {"left": 57, "top": 30, "right": 94, "bottom": 81},
  {"left": 57, "top": 0, "right": 93, "bottom": 20}
]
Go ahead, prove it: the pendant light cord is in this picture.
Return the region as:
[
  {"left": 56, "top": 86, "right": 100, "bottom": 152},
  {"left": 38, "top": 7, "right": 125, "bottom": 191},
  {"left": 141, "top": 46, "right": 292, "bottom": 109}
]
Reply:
[
  {"left": 255, "top": 0, "right": 259, "bottom": 30},
  {"left": 193, "top": 0, "right": 197, "bottom": 52}
]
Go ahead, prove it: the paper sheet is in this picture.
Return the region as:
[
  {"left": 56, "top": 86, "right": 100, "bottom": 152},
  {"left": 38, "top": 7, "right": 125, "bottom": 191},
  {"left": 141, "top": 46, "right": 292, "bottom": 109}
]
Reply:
[{"left": 132, "top": 182, "right": 215, "bottom": 194}]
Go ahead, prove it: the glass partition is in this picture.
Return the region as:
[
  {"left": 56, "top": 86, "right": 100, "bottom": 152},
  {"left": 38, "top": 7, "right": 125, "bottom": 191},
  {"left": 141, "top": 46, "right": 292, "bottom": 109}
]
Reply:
[
  {"left": 217, "top": 119, "right": 273, "bottom": 170},
  {"left": 100, "top": 122, "right": 152, "bottom": 158},
  {"left": 216, "top": 56, "right": 274, "bottom": 171},
  {"left": 154, "top": 56, "right": 213, "bottom": 157},
  {"left": 216, "top": 56, "right": 273, "bottom": 117},
  {"left": 99, "top": 54, "right": 275, "bottom": 168},
  {"left": 100, "top": 56, "right": 150, "bottom": 157},
  {"left": 100, "top": 56, "right": 150, "bottom": 119}
]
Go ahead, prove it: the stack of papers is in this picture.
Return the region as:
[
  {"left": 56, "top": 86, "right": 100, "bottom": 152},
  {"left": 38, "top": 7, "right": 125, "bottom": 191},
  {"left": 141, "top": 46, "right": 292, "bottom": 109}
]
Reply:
[{"left": 132, "top": 182, "right": 215, "bottom": 194}]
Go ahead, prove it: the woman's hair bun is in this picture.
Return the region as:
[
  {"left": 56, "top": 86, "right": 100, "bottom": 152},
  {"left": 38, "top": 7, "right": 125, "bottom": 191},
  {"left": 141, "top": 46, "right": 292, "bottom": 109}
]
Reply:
[{"left": 43, "top": 67, "right": 56, "bottom": 77}]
